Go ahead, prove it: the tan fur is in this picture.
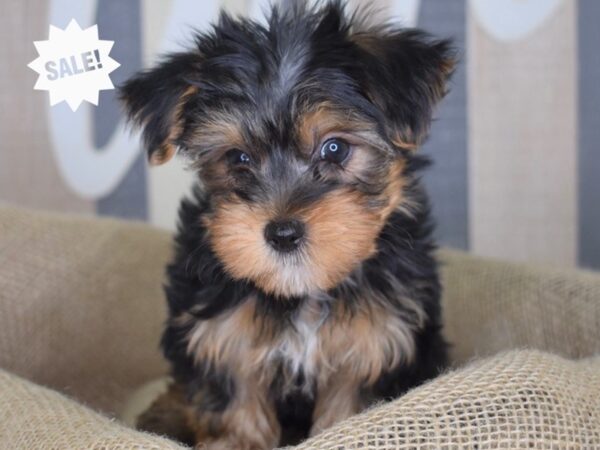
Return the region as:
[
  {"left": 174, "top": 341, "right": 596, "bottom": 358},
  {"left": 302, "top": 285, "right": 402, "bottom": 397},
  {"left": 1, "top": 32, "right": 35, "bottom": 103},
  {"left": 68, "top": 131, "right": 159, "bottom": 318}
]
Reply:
[
  {"left": 379, "top": 159, "right": 407, "bottom": 219},
  {"left": 182, "top": 302, "right": 280, "bottom": 449},
  {"left": 136, "top": 383, "right": 196, "bottom": 445},
  {"left": 297, "top": 103, "right": 344, "bottom": 148},
  {"left": 185, "top": 292, "right": 421, "bottom": 407},
  {"left": 310, "top": 295, "right": 426, "bottom": 433},
  {"left": 142, "top": 337, "right": 281, "bottom": 450},
  {"left": 391, "top": 133, "right": 419, "bottom": 151},
  {"left": 339, "top": 136, "right": 379, "bottom": 183},
  {"left": 318, "top": 300, "right": 419, "bottom": 385},
  {"left": 350, "top": 32, "right": 384, "bottom": 56},
  {"left": 185, "top": 298, "right": 276, "bottom": 379},
  {"left": 296, "top": 103, "right": 381, "bottom": 152},
  {"left": 310, "top": 375, "right": 363, "bottom": 436},
  {"left": 150, "top": 86, "right": 198, "bottom": 165},
  {"left": 206, "top": 201, "right": 298, "bottom": 297},
  {"left": 189, "top": 111, "right": 246, "bottom": 159},
  {"left": 301, "top": 189, "right": 381, "bottom": 291},
  {"left": 194, "top": 375, "right": 281, "bottom": 450}
]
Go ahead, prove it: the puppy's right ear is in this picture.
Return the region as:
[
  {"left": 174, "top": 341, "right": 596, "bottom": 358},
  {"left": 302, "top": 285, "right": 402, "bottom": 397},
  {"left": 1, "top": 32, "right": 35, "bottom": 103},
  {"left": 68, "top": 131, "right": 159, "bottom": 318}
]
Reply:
[{"left": 119, "top": 52, "right": 201, "bottom": 165}]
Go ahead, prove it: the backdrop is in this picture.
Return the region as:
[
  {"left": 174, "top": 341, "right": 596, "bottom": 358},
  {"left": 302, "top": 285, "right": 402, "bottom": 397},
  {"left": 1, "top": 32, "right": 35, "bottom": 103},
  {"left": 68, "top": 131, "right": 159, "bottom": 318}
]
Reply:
[{"left": 1, "top": 0, "right": 598, "bottom": 270}]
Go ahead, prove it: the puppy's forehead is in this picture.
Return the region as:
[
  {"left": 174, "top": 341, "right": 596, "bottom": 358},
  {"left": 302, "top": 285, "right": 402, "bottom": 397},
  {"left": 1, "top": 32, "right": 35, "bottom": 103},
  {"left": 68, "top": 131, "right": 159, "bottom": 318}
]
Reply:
[
  {"left": 237, "top": 40, "right": 316, "bottom": 129},
  {"left": 186, "top": 11, "right": 380, "bottom": 155},
  {"left": 263, "top": 36, "right": 310, "bottom": 109}
]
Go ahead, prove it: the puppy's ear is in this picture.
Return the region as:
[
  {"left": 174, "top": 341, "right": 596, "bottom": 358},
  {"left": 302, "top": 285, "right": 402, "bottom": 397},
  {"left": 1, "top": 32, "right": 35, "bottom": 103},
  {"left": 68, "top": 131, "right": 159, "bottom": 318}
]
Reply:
[
  {"left": 119, "top": 52, "right": 201, "bottom": 165},
  {"left": 354, "top": 30, "right": 455, "bottom": 150}
]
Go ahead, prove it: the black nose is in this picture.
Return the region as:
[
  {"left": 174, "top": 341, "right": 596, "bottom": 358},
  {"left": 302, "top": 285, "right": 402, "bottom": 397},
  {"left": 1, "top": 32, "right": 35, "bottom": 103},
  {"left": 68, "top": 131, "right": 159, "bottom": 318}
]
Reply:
[{"left": 264, "top": 219, "right": 305, "bottom": 252}]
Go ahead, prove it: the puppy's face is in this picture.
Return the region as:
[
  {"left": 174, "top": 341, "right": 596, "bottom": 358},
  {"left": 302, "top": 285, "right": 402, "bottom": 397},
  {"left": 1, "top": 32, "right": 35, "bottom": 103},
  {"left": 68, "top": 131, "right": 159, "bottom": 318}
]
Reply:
[{"left": 121, "top": 3, "right": 453, "bottom": 298}]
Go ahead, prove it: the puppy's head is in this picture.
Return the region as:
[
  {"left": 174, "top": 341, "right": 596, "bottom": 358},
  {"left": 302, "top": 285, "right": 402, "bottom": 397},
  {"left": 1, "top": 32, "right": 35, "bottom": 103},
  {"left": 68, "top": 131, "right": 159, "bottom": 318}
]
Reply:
[{"left": 120, "top": 2, "right": 454, "bottom": 298}]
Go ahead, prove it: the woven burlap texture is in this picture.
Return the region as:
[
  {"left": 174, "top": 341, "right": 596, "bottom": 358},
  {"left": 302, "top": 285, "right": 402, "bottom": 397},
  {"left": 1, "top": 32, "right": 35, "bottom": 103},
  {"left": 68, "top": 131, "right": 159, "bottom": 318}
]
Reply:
[
  {"left": 440, "top": 248, "right": 600, "bottom": 365},
  {"left": 1, "top": 205, "right": 600, "bottom": 449},
  {"left": 0, "top": 368, "right": 186, "bottom": 450},
  {"left": 1, "top": 350, "right": 599, "bottom": 449},
  {"left": 0, "top": 205, "right": 170, "bottom": 414},
  {"left": 289, "top": 350, "right": 600, "bottom": 449}
]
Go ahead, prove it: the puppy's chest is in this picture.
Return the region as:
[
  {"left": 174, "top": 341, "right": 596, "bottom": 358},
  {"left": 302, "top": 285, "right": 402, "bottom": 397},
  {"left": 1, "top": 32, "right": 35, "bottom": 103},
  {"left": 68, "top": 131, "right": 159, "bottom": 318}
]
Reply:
[{"left": 187, "top": 297, "right": 415, "bottom": 387}]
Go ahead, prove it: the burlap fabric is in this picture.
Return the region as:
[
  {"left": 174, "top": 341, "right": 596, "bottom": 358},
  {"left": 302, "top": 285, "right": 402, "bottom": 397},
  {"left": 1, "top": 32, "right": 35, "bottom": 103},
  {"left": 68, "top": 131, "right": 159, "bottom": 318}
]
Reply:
[
  {"left": 2, "top": 350, "right": 599, "bottom": 449},
  {"left": 289, "top": 350, "right": 600, "bottom": 449},
  {"left": 1, "top": 205, "right": 599, "bottom": 449},
  {"left": 0, "top": 205, "right": 170, "bottom": 414},
  {"left": 0, "top": 368, "right": 186, "bottom": 450},
  {"left": 441, "top": 248, "right": 600, "bottom": 364}
]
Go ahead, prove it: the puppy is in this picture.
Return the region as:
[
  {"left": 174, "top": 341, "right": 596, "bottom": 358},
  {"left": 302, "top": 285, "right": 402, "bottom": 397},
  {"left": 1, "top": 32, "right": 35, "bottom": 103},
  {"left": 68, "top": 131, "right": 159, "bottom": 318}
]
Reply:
[{"left": 121, "top": 2, "right": 454, "bottom": 448}]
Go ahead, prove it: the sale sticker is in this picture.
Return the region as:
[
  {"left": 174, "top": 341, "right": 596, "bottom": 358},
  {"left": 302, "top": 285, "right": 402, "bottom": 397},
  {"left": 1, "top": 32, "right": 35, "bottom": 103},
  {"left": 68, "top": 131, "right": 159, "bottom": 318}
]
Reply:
[{"left": 28, "top": 19, "right": 120, "bottom": 111}]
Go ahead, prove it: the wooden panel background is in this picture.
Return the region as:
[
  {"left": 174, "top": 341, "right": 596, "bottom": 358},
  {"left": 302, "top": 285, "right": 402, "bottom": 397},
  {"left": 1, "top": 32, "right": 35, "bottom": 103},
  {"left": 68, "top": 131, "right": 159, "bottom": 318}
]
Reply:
[{"left": 0, "top": 0, "right": 597, "bottom": 269}]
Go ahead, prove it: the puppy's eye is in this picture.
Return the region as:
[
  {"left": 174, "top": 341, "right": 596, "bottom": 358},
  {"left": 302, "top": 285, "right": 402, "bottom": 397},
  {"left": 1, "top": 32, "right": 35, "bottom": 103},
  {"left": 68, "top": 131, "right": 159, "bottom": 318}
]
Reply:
[
  {"left": 226, "top": 149, "right": 251, "bottom": 165},
  {"left": 320, "top": 138, "right": 350, "bottom": 164}
]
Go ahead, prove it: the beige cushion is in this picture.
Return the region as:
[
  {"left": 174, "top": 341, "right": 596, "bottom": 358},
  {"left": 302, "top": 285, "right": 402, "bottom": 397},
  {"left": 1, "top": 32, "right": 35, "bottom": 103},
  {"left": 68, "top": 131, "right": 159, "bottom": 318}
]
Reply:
[{"left": 1, "top": 204, "right": 600, "bottom": 448}]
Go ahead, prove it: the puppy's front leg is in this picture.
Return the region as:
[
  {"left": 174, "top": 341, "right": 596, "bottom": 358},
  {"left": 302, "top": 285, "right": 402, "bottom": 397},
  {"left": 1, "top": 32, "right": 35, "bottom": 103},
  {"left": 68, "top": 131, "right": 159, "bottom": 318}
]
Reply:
[
  {"left": 137, "top": 382, "right": 196, "bottom": 446},
  {"left": 138, "top": 377, "right": 280, "bottom": 449},
  {"left": 310, "top": 375, "right": 364, "bottom": 437},
  {"left": 194, "top": 378, "right": 281, "bottom": 450}
]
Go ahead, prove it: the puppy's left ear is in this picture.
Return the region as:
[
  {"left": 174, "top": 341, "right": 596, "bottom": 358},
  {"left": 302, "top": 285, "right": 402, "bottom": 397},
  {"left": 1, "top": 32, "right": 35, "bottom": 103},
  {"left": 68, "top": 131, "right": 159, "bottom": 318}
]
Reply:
[
  {"left": 119, "top": 52, "right": 201, "bottom": 165},
  {"left": 354, "top": 30, "right": 456, "bottom": 150}
]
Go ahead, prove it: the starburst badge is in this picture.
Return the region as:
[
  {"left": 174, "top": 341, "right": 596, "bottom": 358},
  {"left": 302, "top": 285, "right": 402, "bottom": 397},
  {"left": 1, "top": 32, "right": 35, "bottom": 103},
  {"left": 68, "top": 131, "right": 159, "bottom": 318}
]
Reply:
[{"left": 28, "top": 19, "right": 120, "bottom": 111}]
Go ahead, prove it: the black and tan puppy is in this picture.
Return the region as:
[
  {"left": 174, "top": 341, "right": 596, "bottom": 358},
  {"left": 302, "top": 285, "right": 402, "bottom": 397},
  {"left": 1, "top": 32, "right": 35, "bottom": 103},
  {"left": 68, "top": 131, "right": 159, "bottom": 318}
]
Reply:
[{"left": 121, "top": 1, "right": 454, "bottom": 448}]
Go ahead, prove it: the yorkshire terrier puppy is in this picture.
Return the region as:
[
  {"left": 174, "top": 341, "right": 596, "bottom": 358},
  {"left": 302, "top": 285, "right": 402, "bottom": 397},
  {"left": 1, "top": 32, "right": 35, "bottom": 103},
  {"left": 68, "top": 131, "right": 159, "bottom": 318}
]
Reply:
[{"left": 121, "top": 1, "right": 454, "bottom": 448}]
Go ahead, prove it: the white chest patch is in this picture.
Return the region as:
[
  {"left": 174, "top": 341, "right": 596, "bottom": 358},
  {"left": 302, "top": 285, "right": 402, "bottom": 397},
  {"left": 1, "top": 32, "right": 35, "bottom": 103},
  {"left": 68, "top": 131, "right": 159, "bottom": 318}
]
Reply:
[{"left": 266, "top": 299, "right": 327, "bottom": 382}]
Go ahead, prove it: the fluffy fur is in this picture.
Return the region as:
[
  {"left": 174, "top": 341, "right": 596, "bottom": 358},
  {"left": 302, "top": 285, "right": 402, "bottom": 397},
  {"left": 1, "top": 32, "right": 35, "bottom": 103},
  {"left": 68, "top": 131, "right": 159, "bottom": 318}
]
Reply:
[{"left": 120, "top": 2, "right": 454, "bottom": 448}]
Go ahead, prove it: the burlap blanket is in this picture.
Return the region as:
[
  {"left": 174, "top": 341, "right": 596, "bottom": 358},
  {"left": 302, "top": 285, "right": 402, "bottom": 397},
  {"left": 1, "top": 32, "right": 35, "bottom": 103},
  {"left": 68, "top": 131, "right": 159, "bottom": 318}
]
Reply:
[{"left": 1, "top": 205, "right": 599, "bottom": 449}]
